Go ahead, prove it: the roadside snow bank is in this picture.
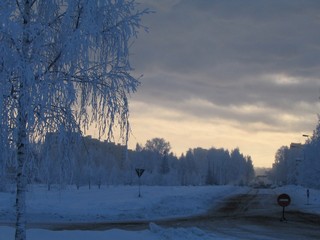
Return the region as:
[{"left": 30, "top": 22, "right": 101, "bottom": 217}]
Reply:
[
  {"left": 274, "top": 185, "right": 320, "bottom": 214},
  {"left": 0, "top": 185, "right": 248, "bottom": 224},
  {"left": 0, "top": 223, "right": 229, "bottom": 240}
]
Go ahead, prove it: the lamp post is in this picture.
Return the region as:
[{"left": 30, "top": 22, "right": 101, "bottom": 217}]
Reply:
[
  {"left": 301, "top": 134, "right": 310, "bottom": 173},
  {"left": 297, "top": 134, "right": 310, "bottom": 186},
  {"left": 302, "top": 134, "right": 310, "bottom": 201}
]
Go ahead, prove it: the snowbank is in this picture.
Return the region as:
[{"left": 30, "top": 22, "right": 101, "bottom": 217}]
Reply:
[
  {"left": 0, "top": 185, "right": 247, "bottom": 239},
  {"left": 0, "top": 185, "right": 248, "bottom": 224},
  {"left": 274, "top": 185, "right": 320, "bottom": 214}
]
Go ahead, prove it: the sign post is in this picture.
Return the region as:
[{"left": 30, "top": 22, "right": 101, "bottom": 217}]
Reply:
[
  {"left": 135, "top": 168, "right": 145, "bottom": 197},
  {"left": 277, "top": 193, "right": 291, "bottom": 221}
]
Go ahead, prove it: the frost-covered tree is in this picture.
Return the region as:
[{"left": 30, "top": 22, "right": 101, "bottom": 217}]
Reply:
[
  {"left": 144, "top": 138, "right": 171, "bottom": 155},
  {"left": 244, "top": 156, "right": 255, "bottom": 185},
  {"left": 300, "top": 116, "right": 320, "bottom": 188},
  {"left": 179, "top": 147, "right": 254, "bottom": 186},
  {"left": 269, "top": 146, "right": 289, "bottom": 185},
  {"left": 142, "top": 138, "right": 172, "bottom": 180},
  {"left": 269, "top": 116, "right": 320, "bottom": 188},
  {"left": 0, "top": 1, "right": 149, "bottom": 239}
]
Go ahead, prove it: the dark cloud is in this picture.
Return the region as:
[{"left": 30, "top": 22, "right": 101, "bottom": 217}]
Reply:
[
  {"left": 132, "top": 0, "right": 320, "bottom": 134},
  {"left": 135, "top": 0, "right": 320, "bottom": 73}
]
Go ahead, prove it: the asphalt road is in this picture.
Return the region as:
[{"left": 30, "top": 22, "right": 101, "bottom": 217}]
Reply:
[
  {"left": 162, "top": 188, "right": 320, "bottom": 239},
  {"left": 14, "top": 188, "right": 320, "bottom": 239}
]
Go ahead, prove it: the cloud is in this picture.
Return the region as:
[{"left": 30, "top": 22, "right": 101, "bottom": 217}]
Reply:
[
  {"left": 129, "top": 0, "right": 320, "bottom": 167},
  {"left": 135, "top": 0, "right": 320, "bottom": 75}
]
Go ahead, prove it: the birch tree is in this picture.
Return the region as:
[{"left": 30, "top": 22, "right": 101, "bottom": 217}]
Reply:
[{"left": 0, "top": 1, "right": 149, "bottom": 239}]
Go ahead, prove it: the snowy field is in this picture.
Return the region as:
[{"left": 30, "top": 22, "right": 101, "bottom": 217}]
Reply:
[{"left": 1, "top": 185, "right": 320, "bottom": 239}]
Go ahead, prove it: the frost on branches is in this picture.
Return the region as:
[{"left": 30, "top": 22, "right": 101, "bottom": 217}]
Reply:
[{"left": 0, "top": 1, "right": 149, "bottom": 239}]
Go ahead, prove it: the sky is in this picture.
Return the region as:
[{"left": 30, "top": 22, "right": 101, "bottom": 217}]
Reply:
[{"left": 125, "top": 0, "right": 320, "bottom": 168}]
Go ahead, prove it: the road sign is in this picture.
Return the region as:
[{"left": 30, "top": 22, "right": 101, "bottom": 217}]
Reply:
[
  {"left": 135, "top": 168, "right": 145, "bottom": 198},
  {"left": 135, "top": 168, "right": 145, "bottom": 178},
  {"left": 278, "top": 193, "right": 291, "bottom": 221},
  {"left": 277, "top": 193, "right": 291, "bottom": 207}
]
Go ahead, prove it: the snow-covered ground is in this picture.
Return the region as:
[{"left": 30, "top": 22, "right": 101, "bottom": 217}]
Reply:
[
  {"left": 274, "top": 185, "right": 320, "bottom": 214},
  {"left": 1, "top": 184, "right": 319, "bottom": 239},
  {"left": 0, "top": 185, "right": 247, "bottom": 224}
]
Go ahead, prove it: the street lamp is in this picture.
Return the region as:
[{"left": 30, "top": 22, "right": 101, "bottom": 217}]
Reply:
[{"left": 302, "top": 134, "right": 310, "bottom": 202}]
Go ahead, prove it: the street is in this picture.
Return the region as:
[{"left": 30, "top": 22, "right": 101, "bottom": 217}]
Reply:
[{"left": 161, "top": 188, "right": 320, "bottom": 239}]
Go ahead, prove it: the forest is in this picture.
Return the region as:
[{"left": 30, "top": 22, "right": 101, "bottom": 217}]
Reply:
[
  {"left": 0, "top": 135, "right": 255, "bottom": 190},
  {"left": 269, "top": 117, "right": 320, "bottom": 189}
]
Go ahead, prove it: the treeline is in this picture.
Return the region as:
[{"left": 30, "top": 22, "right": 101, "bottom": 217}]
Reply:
[
  {"left": 0, "top": 136, "right": 255, "bottom": 189},
  {"left": 130, "top": 142, "right": 255, "bottom": 186},
  {"left": 269, "top": 116, "right": 320, "bottom": 189}
]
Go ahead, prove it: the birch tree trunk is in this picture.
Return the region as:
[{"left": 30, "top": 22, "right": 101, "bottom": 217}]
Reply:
[
  {"left": 15, "top": 1, "right": 31, "bottom": 239},
  {"left": 15, "top": 106, "right": 27, "bottom": 240}
]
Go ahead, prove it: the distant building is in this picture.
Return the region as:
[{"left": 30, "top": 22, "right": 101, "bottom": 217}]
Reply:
[
  {"left": 41, "top": 132, "right": 128, "bottom": 185},
  {"left": 82, "top": 135, "right": 127, "bottom": 167},
  {"left": 43, "top": 132, "right": 127, "bottom": 164},
  {"left": 288, "top": 143, "right": 304, "bottom": 184},
  {"left": 289, "top": 143, "right": 303, "bottom": 161}
]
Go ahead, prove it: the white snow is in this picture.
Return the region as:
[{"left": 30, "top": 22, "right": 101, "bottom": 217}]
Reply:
[
  {"left": 274, "top": 185, "right": 320, "bottom": 214},
  {"left": 1, "top": 185, "right": 320, "bottom": 239},
  {"left": 0, "top": 185, "right": 246, "bottom": 223}
]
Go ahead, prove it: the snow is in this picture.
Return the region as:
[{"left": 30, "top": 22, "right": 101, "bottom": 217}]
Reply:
[
  {"left": 0, "top": 224, "right": 226, "bottom": 240},
  {"left": 1, "top": 185, "right": 320, "bottom": 239},
  {"left": 274, "top": 185, "right": 320, "bottom": 214},
  {"left": 0, "top": 185, "right": 246, "bottom": 224}
]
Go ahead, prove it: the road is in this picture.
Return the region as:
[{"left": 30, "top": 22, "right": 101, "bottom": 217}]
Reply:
[
  {"left": 161, "top": 188, "right": 320, "bottom": 239},
  {"left": 20, "top": 188, "right": 320, "bottom": 239}
]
